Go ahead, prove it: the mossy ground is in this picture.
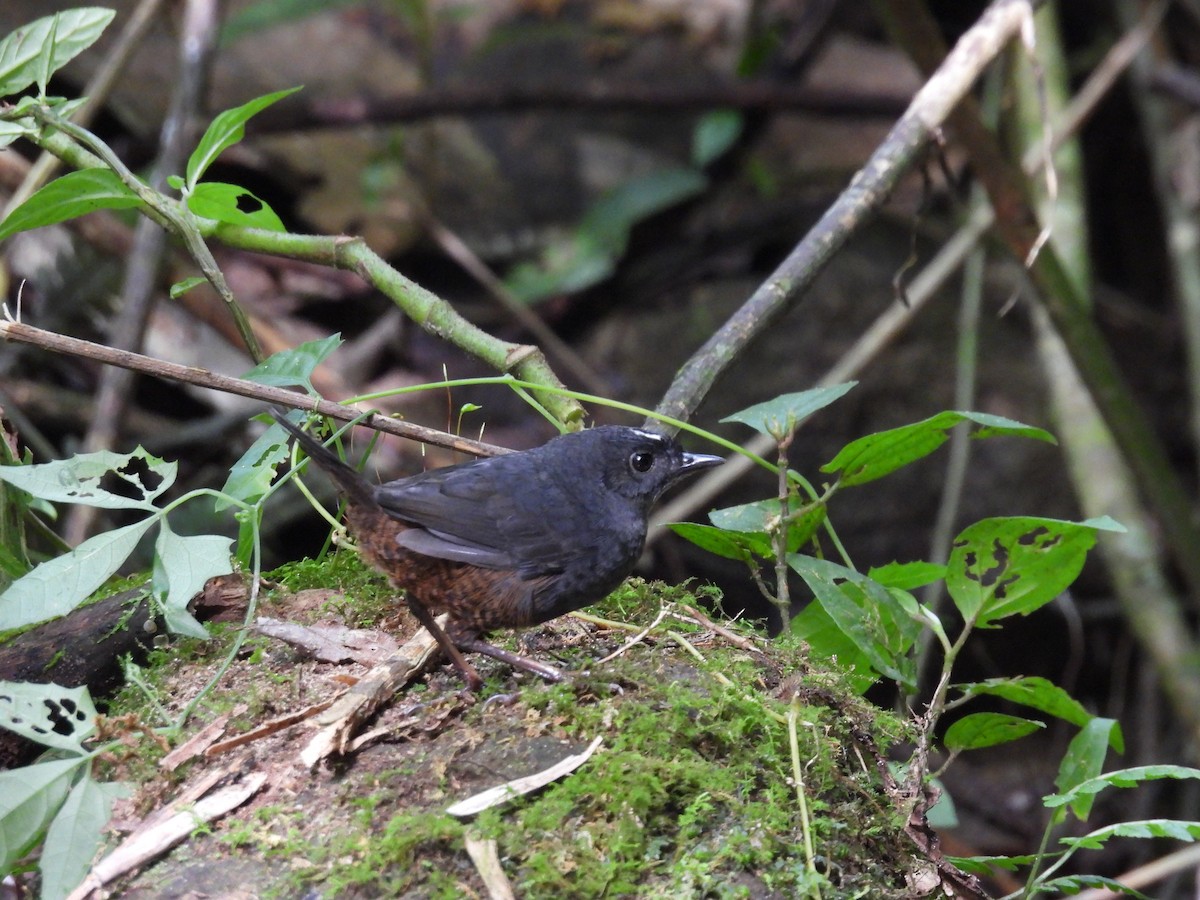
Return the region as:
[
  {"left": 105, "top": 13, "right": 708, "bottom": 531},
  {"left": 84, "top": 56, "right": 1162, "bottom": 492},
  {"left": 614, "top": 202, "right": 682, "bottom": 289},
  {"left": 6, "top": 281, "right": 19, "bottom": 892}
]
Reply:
[{"left": 100, "top": 554, "right": 923, "bottom": 898}]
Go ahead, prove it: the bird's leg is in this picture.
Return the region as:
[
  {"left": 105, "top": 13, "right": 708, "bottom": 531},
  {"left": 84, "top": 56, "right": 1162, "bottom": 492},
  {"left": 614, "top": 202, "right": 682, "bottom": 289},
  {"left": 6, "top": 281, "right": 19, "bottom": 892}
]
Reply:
[
  {"left": 405, "top": 598, "right": 483, "bottom": 690},
  {"left": 456, "top": 636, "right": 564, "bottom": 683}
]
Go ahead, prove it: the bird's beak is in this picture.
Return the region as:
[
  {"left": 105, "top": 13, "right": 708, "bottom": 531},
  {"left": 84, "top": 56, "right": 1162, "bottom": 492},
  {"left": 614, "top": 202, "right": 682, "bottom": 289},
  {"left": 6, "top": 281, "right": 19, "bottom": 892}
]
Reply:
[{"left": 679, "top": 452, "right": 724, "bottom": 475}]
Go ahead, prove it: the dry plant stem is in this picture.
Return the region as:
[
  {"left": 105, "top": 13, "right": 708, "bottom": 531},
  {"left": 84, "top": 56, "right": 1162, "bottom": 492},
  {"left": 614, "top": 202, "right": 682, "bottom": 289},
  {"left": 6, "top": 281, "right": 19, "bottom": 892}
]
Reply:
[
  {"left": 771, "top": 432, "right": 793, "bottom": 621},
  {"left": 650, "top": 1, "right": 1159, "bottom": 535},
  {"left": 1, "top": 0, "right": 167, "bottom": 216},
  {"left": 882, "top": 0, "right": 1200, "bottom": 605},
  {"left": 69, "top": 0, "right": 221, "bottom": 546},
  {"left": 0, "top": 320, "right": 506, "bottom": 458},
  {"left": 653, "top": 0, "right": 1043, "bottom": 428}
]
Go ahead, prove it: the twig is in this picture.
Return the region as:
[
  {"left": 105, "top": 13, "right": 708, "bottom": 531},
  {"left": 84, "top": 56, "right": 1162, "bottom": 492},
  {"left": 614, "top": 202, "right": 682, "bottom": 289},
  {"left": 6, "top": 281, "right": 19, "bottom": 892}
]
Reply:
[
  {"left": 0, "top": 319, "right": 507, "bottom": 457},
  {"left": 653, "top": 0, "right": 1043, "bottom": 429}
]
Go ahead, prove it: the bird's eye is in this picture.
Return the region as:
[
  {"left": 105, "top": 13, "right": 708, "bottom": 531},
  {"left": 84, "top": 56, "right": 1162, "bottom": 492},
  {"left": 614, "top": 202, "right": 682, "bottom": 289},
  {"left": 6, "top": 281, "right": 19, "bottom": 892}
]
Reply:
[{"left": 629, "top": 450, "right": 655, "bottom": 473}]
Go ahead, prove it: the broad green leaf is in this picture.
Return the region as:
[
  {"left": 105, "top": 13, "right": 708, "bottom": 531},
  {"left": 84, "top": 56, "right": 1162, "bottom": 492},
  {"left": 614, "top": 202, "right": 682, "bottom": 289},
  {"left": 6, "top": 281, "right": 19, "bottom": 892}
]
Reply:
[
  {"left": 946, "top": 516, "right": 1117, "bottom": 626},
  {"left": 955, "top": 676, "right": 1101, "bottom": 732},
  {"left": 721, "top": 384, "right": 857, "bottom": 438},
  {"left": 217, "top": 417, "right": 296, "bottom": 512},
  {"left": 0, "top": 756, "right": 86, "bottom": 872},
  {"left": 152, "top": 523, "right": 231, "bottom": 639},
  {"left": 708, "top": 498, "right": 825, "bottom": 554},
  {"left": 868, "top": 560, "right": 946, "bottom": 590},
  {"left": 0, "top": 517, "right": 155, "bottom": 630},
  {"left": 185, "top": 181, "right": 285, "bottom": 231},
  {"left": 790, "top": 599, "right": 879, "bottom": 694},
  {"left": 1045, "top": 765, "right": 1200, "bottom": 809},
  {"left": 0, "top": 169, "right": 141, "bottom": 241},
  {"left": 692, "top": 109, "right": 742, "bottom": 167},
  {"left": 1057, "top": 718, "right": 1123, "bottom": 820},
  {"left": 240, "top": 333, "right": 341, "bottom": 391},
  {"left": 821, "top": 410, "right": 1057, "bottom": 488},
  {"left": 0, "top": 681, "right": 97, "bottom": 752},
  {"left": 0, "top": 447, "right": 175, "bottom": 509},
  {"left": 666, "top": 523, "right": 761, "bottom": 562},
  {"left": 788, "top": 556, "right": 919, "bottom": 690},
  {"left": 40, "top": 776, "right": 126, "bottom": 900},
  {"left": 185, "top": 86, "right": 302, "bottom": 189},
  {"left": 943, "top": 712, "right": 1044, "bottom": 750},
  {"left": 0, "top": 9, "right": 115, "bottom": 97}
]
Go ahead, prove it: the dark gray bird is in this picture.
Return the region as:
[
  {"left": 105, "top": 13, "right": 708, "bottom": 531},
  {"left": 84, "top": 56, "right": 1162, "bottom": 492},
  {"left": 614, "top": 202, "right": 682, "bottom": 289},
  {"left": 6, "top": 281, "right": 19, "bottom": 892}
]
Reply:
[{"left": 272, "top": 411, "right": 722, "bottom": 687}]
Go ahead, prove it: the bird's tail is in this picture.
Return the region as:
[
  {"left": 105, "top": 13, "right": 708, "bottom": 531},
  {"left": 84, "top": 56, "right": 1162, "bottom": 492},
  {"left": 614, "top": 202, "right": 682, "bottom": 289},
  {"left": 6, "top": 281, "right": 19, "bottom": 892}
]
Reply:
[{"left": 270, "top": 409, "right": 377, "bottom": 507}]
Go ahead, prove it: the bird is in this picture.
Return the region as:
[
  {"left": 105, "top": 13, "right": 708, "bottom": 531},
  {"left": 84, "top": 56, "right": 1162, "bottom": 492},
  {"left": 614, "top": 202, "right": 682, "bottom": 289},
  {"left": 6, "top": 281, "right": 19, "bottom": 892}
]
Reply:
[{"left": 270, "top": 410, "right": 723, "bottom": 688}]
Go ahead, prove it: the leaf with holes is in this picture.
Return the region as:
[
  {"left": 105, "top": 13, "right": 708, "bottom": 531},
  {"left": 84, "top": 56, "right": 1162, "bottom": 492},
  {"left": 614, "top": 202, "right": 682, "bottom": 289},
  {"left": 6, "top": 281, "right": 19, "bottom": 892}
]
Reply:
[
  {"left": 0, "top": 447, "right": 174, "bottom": 510},
  {"left": 0, "top": 680, "right": 97, "bottom": 753},
  {"left": 186, "top": 181, "right": 285, "bottom": 231},
  {"left": 946, "top": 516, "right": 1123, "bottom": 627}
]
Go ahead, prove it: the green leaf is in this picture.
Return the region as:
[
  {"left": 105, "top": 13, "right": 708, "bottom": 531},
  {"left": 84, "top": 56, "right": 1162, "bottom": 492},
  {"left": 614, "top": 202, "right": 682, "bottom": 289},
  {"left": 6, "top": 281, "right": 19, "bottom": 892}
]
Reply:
[
  {"left": 708, "top": 498, "right": 825, "bottom": 554},
  {"left": 1035, "top": 874, "right": 1151, "bottom": 899},
  {"left": 185, "top": 86, "right": 302, "bottom": 189},
  {"left": 1057, "top": 718, "right": 1123, "bottom": 820},
  {"left": 169, "top": 276, "right": 207, "bottom": 299},
  {"left": 788, "top": 556, "right": 920, "bottom": 690},
  {"left": 152, "top": 523, "right": 231, "bottom": 639},
  {"left": 1059, "top": 819, "right": 1200, "bottom": 857},
  {"left": 0, "top": 119, "right": 34, "bottom": 150},
  {"left": 0, "top": 447, "right": 175, "bottom": 509},
  {"left": 943, "top": 712, "right": 1044, "bottom": 750},
  {"left": 867, "top": 560, "right": 946, "bottom": 590},
  {"left": 692, "top": 109, "right": 743, "bottom": 167},
  {"left": 955, "top": 676, "right": 1101, "bottom": 732},
  {"left": 1045, "top": 765, "right": 1200, "bottom": 809},
  {"left": 0, "top": 517, "right": 156, "bottom": 630},
  {"left": 0, "top": 756, "right": 86, "bottom": 873},
  {"left": 666, "top": 523, "right": 760, "bottom": 562},
  {"left": 821, "top": 410, "right": 1057, "bottom": 488},
  {"left": 40, "top": 776, "right": 126, "bottom": 900},
  {"left": 0, "top": 681, "right": 97, "bottom": 753},
  {"left": 721, "top": 384, "right": 857, "bottom": 437},
  {"left": 0, "top": 8, "right": 115, "bottom": 97},
  {"left": 240, "top": 333, "right": 341, "bottom": 391},
  {"left": 790, "top": 600, "right": 879, "bottom": 694},
  {"left": 217, "top": 417, "right": 297, "bottom": 513},
  {"left": 946, "top": 516, "right": 1116, "bottom": 626},
  {"left": 0, "top": 168, "right": 141, "bottom": 241},
  {"left": 185, "top": 181, "right": 285, "bottom": 231}
]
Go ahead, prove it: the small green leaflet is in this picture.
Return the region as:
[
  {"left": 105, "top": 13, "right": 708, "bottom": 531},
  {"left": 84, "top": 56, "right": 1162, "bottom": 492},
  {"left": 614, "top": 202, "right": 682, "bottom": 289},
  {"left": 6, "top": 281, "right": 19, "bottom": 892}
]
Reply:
[
  {"left": 185, "top": 86, "right": 302, "bottom": 190},
  {"left": 0, "top": 169, "right": 141, "bottom": 242}
]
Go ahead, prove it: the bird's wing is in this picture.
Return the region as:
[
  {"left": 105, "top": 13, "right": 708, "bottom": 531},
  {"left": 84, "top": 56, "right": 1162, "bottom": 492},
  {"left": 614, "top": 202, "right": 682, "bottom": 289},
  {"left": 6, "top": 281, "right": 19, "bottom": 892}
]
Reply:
[{"left": 375, "top": 460, "right": 575, "bottom": 575}]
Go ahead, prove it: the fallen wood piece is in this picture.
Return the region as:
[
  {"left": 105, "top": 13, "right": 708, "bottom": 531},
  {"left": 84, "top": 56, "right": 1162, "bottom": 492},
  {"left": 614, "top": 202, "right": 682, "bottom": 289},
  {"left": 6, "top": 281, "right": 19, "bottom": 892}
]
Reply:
[
  {"left": 446, "top": 735, "right": 604, "bottom": 818},
  {"left": 300, "top": 617, "right": 445, "bottom": 767},
  {"left": 66, "top": 771, "right": 267, "bottom": 900}
]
